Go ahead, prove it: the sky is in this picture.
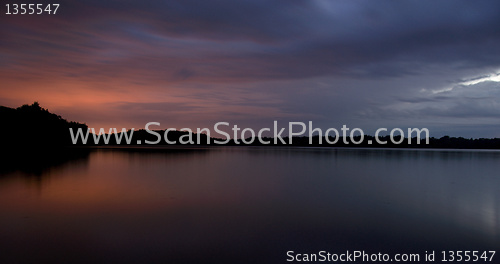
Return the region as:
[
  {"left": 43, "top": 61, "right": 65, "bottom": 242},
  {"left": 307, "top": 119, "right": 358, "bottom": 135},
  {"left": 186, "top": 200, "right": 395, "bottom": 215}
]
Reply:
[{"left": 2, "top": 0, "right": 500, "bottom": 138}]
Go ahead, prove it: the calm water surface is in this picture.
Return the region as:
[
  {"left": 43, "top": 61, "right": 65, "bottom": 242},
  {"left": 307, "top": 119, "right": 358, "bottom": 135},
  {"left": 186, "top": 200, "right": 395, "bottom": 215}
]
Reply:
[{"left": 0, "top": 147, "right": 499, "bottom": 263}]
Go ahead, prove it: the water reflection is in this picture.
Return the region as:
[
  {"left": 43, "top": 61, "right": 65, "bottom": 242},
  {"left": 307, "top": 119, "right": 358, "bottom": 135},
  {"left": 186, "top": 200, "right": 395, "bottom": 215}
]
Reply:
[
  {"left": 0, "top": 148, "right": 91, "bottom": 192},
  {"left": 0, "top": 148, "right": 91, "bottom": 176},
  {"left": 0, "top": 147, "right": 498, "bottom": 263}
]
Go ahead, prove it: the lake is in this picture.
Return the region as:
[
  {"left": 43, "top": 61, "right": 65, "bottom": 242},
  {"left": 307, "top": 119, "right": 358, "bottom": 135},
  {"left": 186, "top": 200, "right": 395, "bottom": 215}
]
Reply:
[{"left": 0, "top": 147, "right": 499, "bottom": 263}]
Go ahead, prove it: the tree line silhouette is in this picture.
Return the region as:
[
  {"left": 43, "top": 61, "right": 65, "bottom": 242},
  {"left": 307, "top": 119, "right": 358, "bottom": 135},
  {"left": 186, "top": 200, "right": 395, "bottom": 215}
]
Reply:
[
  {"left": 1, "top": 102, "right": 88, "bottom": 148},
  {"left": 2, "top": 102, "right": 500, "bottom": 149},
  {"left": 0, "top": 102, "right": 91, "bottom": 174}
]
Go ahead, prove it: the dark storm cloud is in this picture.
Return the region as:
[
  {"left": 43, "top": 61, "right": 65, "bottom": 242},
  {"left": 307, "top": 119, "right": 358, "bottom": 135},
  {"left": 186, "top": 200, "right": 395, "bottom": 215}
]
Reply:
[{"left": 3, "top": 0, "right": 500, "bottom": 82}]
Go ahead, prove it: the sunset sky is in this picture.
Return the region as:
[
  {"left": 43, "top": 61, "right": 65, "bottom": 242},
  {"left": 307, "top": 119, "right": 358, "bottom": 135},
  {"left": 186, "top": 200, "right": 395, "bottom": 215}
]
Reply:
[{"left": 2, "top": 0, "right": 500, "bottom": 137}]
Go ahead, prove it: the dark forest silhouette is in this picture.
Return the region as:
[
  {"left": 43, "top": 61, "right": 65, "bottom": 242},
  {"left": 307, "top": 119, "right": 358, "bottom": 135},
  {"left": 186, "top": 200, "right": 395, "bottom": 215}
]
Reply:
[
  {"left": 2, "top": 102, "right": 500, "bottom": 149},
  {"left": 1, "top": 102, "right": 88, "bottom": 148},
  {"left": 0, "top": 102, "right": 91, "bottom": 175}
]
